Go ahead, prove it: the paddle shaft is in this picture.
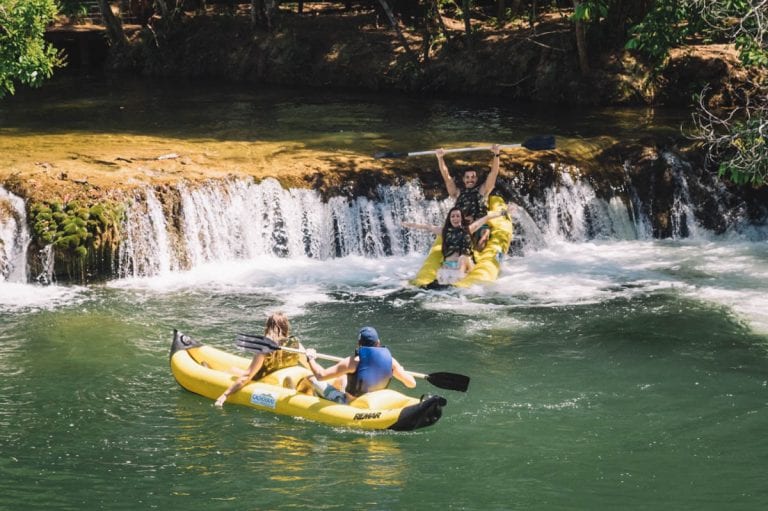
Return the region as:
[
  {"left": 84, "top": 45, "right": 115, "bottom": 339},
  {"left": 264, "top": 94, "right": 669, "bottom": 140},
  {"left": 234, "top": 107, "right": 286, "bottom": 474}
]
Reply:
[
  {"left": 274, "top": 344, "right": 430, "bottom": 380},
  {"left": 407, "top": 143, "right": 522, "bottom": 157}
]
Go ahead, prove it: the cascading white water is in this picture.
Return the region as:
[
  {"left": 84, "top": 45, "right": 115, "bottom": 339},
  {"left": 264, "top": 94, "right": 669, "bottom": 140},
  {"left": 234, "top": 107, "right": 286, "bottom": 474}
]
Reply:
[
  {"left": 622, "top": 161, "right": 653, "bottom": 239},
  {"left": 111, "top": 171, "right": 767, "bottom": 279},
  {"left": 664, "top": 151, "right": 701, "bottom": 239},
  {"left": 0, "top": 187, "right": 30, "bottom": 283},
  {"left": 117, "top": 178, "right": 450, "bottom": 277},
  {"left": 118, "top": 188, "right": 182, "bottom": 278},
  {"left": 514, "top": 170, "right": 645, "bottom": 251}
]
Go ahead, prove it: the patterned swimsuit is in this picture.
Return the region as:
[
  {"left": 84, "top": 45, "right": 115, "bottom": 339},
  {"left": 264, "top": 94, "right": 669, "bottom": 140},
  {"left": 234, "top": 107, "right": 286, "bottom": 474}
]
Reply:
[
  {"left": 455, "top": 187, "right": 487, "bottom": 220},
  {"left": 442, "top": 226, "right": 472, "bottom": 258}
]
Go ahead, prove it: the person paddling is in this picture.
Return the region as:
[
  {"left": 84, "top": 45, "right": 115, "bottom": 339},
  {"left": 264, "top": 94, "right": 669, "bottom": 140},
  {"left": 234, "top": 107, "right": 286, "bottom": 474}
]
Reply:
[
  {"left": 403, "top": 204, "right": 516, "bottom": 285},
  {"left": 301, "top": 326, "right": 416, "bottom": 404}
]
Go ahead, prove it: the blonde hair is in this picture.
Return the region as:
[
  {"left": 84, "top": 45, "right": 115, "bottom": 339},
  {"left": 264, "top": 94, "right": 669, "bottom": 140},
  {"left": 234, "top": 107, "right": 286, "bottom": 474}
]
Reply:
[{"left": 264, "top": 312, "right": 290, "bottom": 344}]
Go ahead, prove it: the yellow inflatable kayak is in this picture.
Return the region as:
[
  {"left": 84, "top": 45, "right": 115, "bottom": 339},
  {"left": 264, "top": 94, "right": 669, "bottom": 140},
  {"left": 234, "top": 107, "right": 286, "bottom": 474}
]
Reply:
[
  {"left": 170, "top": 330, "right": 447, "bottom": 431},
  {"left": 410, "top": 195, "right": 513, "bottom": 288}
]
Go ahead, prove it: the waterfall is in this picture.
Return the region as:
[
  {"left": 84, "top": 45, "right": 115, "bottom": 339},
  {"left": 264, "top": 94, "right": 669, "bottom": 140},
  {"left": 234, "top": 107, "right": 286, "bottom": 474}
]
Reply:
[
  {"left": 664, "top": 151, "right": 700, "bottom": 239},
  {"left": 622, "top": 161, "right": 653, "bottom": 239},
  {"left": 512, "top": 171, "right": 643, "bottom": 251},
  {"left": 6, "top": 164, "right": 766, "bottom": 282},
  {"left": 0, "top": 187, "right": 30, "bottom": 283},
  {"left": 117, "top": 178, "right": 450, "bottom": 278}
]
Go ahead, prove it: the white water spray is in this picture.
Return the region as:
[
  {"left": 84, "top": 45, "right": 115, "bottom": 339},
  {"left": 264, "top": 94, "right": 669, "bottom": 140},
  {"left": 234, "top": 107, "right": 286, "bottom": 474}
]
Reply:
[
  {"left": 117, "top": 178, "right": 450, "bottom": 278},
  {"left": 0, "top": 187, "right": 30, "bottom": 283}
]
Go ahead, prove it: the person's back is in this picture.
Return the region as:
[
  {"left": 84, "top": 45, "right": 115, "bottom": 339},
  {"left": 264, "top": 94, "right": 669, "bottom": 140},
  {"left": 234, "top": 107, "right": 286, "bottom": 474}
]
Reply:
[
  {"left": 346, "top": 344, "right": 393, "bottom": 396},
  {"left": 303, "top": 326, "right": 416, "bottom": 403},
  {"left": 257, "top": 335, "right": 302, "bottom": 379}
]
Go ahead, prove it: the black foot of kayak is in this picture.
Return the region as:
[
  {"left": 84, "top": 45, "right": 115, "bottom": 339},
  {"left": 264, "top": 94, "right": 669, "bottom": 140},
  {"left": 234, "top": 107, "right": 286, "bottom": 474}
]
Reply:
[
  {"left": 389, "top": 394, "right": 447, "bottom": 431},
  {"left": 423, "top": 280, "right": 452, "bottom": 291},
  {"left": 170, "top": 329, "right": 200, "bottom": 359}
]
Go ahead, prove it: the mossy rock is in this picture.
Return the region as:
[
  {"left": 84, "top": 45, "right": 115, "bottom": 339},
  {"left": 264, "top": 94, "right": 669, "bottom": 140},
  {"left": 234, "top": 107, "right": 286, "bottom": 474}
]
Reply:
[{"left": 29, "top": 199, "right": 127, "bottom": 266}]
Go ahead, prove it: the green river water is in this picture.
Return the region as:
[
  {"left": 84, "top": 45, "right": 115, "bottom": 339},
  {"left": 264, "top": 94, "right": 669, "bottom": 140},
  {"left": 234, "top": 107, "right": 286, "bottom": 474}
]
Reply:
[{"left": 1, "top": 76, "right": 768, "bottom": 510}]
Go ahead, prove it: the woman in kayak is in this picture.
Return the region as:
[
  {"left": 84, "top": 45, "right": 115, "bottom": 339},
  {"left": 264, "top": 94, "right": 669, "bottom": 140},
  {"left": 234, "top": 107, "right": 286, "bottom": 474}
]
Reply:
[
  {"left": 403, "top": 204, "right": 516, "bottom": 285},
  {"left": 215, "top": 312, "right": 305, "bottom": 407},
  {"left": 301, "top": 326, "right": 416, "bottom": 404}
]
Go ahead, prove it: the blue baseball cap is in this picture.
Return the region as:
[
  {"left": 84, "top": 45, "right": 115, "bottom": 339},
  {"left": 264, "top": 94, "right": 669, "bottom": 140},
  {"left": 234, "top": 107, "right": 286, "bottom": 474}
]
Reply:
[{"left": 357, "top": 326, "right": 379, "bottom": 346}]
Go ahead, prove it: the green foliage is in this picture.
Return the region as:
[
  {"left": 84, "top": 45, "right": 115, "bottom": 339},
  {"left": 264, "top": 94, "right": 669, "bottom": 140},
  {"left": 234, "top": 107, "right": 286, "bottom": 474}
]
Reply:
[
  {"left": 58, "top": 0, "right": 88, "bottom": 20},
  {"left": 625, "top": 2, "right": 697, "bottom": 66},
  {"left": 0, "top": 0, "right": 63, "bottom": 98},
  {"left": 716, "top": 116, "right": 768, "bottom": 186},
  {"left": 735, "top": 34, "right": 768, "bottom": 67},
  {"left": 571, "top": 0, "right": 608, "bottom": 23},
  {"left": 626, "top": 0, "right": 767, "bottom": 69}
]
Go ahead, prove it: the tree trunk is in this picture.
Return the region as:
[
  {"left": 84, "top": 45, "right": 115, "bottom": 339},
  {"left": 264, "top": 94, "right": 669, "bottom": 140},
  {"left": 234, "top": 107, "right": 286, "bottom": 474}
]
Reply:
[
  {"left": 155, "top": 0, "right": 169, "bottom": 17},
  {"left": 375, "top": 0, "right": 421, "bottom": 69},
  {"left": 573, "top": 0, "right": 589, "bottom": 75},
  {"left": 98, "top": 0, "right": 128, "bottom": 47},
  {"left": 497, "top": 0, "right": 506, "bottom": 25},
  {"left": 462, "top": 0, "right": 471, "bottom": 34}
]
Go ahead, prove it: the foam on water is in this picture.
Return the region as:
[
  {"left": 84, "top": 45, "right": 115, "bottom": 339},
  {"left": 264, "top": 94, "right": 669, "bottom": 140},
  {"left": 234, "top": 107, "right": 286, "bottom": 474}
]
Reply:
[{"left": 0, "top": 282, "right": 86, "bottom": 313}]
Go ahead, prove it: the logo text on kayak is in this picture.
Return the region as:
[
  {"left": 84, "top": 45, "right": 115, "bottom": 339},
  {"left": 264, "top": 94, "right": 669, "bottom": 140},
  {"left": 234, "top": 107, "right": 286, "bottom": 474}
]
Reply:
[
  {"left": 250, "top": 392, "right": 277, "bottom": 409},
  {"left": 353, "top": 412, "right": 382, "bottom": 420}
]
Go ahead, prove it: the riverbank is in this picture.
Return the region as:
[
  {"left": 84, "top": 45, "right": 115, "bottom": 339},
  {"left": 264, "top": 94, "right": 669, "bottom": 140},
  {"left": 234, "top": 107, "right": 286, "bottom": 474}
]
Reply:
[{"left": 106, "top": 7, "right": 760, "bottom": 108}]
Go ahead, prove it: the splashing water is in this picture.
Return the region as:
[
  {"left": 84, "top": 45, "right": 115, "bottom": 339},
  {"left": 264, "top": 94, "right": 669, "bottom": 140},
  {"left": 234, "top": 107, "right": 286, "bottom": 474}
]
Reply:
[
  {"left": 0, "top": 187, "right": 29, "bottom": 283},
  {"left": 117, "top": 178, "right": 450, "bottom": 277}
]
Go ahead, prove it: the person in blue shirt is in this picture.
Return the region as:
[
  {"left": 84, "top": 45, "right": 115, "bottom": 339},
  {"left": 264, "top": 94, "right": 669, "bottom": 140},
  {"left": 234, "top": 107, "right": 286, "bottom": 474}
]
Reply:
[{"left": 303, "top": 326, "right": 416, "bottom": 404}]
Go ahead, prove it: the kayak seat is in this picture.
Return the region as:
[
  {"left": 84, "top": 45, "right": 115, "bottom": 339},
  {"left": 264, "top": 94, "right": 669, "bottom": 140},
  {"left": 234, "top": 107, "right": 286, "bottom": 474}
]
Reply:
[{"left": 259, "top": 365, "right": 313, "bottom": 388}]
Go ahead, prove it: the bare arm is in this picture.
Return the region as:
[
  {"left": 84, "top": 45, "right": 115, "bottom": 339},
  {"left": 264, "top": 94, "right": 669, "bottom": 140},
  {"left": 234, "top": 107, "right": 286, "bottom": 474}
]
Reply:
[
  {"left": 215, "top": 353, "right": 265, "bottom": 406},
  {"left": 468, "top": 203, "right": 517, "bottom": 233},
  {"left": 305, "top": 350, "right": 357, "bottom": 381},
  {"left": 436, "top": 148, "right": 460, "bottom": 198},
  {"left": 392, "top": 358, "right": 417, "bottom": 388},
  {"left": 402, "top": 222, "right": 441, "bottom": 235},
  {"left": 478, "top": 143, "right": 501, "bottom": 197}
]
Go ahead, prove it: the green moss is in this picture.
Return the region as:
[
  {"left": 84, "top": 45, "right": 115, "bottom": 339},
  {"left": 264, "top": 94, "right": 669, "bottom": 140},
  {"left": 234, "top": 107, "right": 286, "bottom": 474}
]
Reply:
[{"left": 28, "top": 199, "right": 126, "bottom": 264}]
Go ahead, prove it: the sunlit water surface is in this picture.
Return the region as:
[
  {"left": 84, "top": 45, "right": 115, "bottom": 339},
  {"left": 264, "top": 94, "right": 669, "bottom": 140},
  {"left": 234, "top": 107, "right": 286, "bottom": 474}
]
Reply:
[
  {"left": 2, "top": 240, "right": 767, "bottom": 510},
  {"left": 1, "top": 75, "right": 767, "bottom": 510}
]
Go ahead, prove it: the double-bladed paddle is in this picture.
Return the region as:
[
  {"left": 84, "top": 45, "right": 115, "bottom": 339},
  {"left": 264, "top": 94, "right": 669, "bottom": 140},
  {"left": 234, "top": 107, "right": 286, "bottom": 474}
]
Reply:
[
  {"left": 373, "top": 135, "right": 555, "bottom": 159},
  {"left": 235, "top": 333, "right": 470, "bottom": 392}
]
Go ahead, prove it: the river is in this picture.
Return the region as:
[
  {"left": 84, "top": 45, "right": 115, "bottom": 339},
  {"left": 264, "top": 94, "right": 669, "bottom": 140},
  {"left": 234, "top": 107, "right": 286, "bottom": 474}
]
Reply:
[{"left": 1, "top": 76, "right": 767, "bottom": 510}]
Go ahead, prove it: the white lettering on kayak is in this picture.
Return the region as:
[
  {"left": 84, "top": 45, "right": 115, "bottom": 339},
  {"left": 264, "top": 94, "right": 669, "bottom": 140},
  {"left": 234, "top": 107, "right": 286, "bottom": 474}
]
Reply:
[{"left": 250, "top": 391, "right": 277, "bottom": 409}]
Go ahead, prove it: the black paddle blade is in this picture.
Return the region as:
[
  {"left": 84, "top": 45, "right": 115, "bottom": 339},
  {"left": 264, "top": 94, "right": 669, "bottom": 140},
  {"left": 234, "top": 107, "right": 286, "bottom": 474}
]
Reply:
[
  {"left": 373, "top": 151, "right": 408, "bottom": 159},
  {"left": 235, "top": 334, "right": 280, "bottom": 354},
  {"left": 521, "top": 135, "right": 555, "bottom": 151},
  {"left": 425, "top": 372, "right": 470, "bottom": 392}
]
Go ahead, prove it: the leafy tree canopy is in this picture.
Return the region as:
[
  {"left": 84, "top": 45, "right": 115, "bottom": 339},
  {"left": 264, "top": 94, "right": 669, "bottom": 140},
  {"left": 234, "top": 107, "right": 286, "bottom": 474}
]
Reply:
[{"left": 0, "top": 0, "right": 62, "bottom": 98}]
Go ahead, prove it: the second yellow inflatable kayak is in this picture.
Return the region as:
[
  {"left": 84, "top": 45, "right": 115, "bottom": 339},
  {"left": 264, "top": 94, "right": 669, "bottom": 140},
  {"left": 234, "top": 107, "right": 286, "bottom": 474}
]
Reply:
[{"left": 410, "top": 195, "right": 513, "bottom": 288}]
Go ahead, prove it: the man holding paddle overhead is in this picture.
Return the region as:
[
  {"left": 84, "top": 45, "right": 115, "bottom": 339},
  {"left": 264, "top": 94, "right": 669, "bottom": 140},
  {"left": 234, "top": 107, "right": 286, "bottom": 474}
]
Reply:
[
  {"left": 437, "top": 143, "right": 501, "bottom": 219},
  {"left": 302, "top": 326, "right": 416, "bottom": 404},
  {"left": 436, "top": 144, "right": 501, "bottom": 250}
]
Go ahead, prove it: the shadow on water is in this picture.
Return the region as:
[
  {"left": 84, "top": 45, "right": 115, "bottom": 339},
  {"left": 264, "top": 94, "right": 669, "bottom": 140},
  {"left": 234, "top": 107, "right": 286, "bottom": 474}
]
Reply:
[{"left": 1, "top": 74, "right": 689, "bottom": 150}]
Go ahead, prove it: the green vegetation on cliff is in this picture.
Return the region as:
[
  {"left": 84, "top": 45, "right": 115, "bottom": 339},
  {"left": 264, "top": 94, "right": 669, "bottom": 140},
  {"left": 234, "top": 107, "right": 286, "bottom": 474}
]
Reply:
[{"left": 29, "top": 199, "right": 124, "bottom": 280}]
